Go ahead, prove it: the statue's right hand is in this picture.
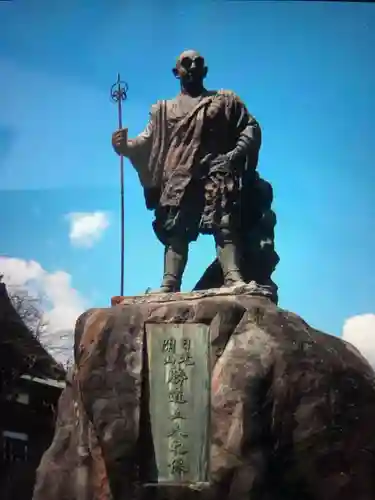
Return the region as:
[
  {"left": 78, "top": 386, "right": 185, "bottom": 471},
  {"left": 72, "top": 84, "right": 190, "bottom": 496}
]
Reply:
[{"left": 112, "top": 128, "right": 128, "bottom": 156}]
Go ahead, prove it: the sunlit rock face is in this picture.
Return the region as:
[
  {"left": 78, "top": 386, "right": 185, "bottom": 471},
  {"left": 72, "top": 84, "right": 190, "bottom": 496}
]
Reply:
[{"left": 34, "top": 289, "right": 375, "bottom": 500}]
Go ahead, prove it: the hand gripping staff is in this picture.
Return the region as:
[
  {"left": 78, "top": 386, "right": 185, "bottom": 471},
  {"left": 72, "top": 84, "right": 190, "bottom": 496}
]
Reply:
[{"left": 110, "top": 74, "right": 128, "bottom": 296}]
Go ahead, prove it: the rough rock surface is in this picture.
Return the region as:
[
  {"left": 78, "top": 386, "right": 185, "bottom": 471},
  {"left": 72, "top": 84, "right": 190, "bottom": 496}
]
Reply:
[{"left": 33, "top": 288, "right": 375, "bottom": 500}]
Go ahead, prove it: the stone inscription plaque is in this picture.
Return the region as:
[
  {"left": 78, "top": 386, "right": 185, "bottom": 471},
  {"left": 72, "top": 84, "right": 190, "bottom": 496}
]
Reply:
[{"left": 145, "top": 323, "right": 210, "bottom": 485}]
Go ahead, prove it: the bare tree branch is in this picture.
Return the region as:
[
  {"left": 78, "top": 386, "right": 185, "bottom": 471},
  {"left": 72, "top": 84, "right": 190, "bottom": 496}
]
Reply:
[
  {"left": 7, "top": 285, "right": 48, "bottom": 341},
  {"left": 4, "top": 284, "right": 73, "bottom": 369}
]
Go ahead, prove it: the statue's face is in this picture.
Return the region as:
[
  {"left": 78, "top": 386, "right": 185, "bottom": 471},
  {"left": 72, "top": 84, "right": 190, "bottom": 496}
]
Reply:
[{"left": 173, "top": 50, "right": 207, "bottom": 85}]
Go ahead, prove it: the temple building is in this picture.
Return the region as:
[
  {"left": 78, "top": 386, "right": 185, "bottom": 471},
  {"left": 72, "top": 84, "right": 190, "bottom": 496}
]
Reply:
[{"left": 0, "top": 282, "right": 66, "bottom": 500}]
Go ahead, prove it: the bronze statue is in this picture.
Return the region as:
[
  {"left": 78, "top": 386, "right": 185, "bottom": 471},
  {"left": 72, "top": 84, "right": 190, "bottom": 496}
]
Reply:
[{"left": 112, "top": 49, "right": 278, "bottom": 293}]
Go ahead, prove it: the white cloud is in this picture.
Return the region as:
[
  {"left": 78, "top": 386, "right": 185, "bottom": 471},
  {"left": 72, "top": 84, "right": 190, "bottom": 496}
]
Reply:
[
  {"left": 66, "top": 211, "right": 110, "bottom": 248},
  {"left": 0, "top": 256, "right": 87, "bottom": 365},
  {"left": 342, "top": 314, "right": 375, "bottom": 369}
]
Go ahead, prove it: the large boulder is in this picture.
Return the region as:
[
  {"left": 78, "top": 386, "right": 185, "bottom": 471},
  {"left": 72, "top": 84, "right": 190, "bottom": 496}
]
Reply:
[
  {"left": 32, "top": 367, "right": 110, "bottom": 500},
  {"left": 33, "top": 287, "right": 375, "bottom": 500}
]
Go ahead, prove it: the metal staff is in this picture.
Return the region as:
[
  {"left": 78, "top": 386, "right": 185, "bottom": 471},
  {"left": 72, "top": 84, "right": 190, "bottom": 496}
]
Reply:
[{"left": 110, "top": 74, "right": 129, "bottom": 296}]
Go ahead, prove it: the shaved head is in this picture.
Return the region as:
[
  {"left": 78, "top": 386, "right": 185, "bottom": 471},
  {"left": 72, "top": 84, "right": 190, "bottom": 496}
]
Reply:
[
  {"left": 176, "top": 49, "right": 204, "bottom": 66},
  {"left": 173, "top": 49, "right": 207, "bottom": 89}
]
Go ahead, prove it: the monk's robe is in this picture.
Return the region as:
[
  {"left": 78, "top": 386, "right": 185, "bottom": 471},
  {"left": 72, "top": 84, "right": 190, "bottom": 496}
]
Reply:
[{"left": 125, "top": 89, "right": 262, "bottom": 244}]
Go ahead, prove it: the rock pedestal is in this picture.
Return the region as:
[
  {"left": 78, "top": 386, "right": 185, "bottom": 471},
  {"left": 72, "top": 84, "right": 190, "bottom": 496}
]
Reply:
[{"left": 33, "top": 286, "right": 375, "bottom": 500}]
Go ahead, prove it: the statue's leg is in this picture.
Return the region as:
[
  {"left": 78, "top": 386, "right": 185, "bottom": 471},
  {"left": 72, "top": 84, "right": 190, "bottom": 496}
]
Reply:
[
  {"left": 214, "top": 225, "right": 246, "bottom": 288},
  {"left": 156, "top": 237, "right": 189, "bottom": 293},
  {"left": 151, "top": 203, "right": 191, "bottom": 293}
]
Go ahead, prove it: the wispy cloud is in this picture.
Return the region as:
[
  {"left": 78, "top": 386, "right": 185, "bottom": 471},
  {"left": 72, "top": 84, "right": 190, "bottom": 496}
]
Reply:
[
  {"left": 0, "top": 256, "right": 88, "bottom": 364},
  {"left": 66, "top": 211, "right": 110, "bottom": 248},
  {"left": 342, "top": 314, "right": 375, "bottom": 369}
]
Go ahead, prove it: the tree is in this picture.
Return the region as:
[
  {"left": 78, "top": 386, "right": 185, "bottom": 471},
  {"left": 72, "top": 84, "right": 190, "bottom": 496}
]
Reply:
[
  {"left": 4, "top": 282, "right": 72, "bottom": 366},
  {"left": 6, "top": 286, "right": 48, "bottom": 341}
]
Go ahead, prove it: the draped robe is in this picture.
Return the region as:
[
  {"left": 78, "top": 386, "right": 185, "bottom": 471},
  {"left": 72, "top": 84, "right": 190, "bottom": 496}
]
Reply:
[{"left": 125, "top": 89, "right": 262, "bottom": 244}]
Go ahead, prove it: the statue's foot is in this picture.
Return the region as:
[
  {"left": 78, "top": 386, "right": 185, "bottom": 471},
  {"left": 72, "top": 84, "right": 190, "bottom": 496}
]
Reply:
[
  {"left": 223, "top": 271, "right": 246, "bottom": 288},
  {"left": 145, "top": 283, "right": 181, "bottom": 294},
  {"left": 222, "top": 280, "right": 247, "bottom": 290}
]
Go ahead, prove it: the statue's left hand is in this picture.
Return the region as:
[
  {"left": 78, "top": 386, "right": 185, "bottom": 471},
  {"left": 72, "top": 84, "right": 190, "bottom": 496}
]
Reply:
[{"left": 209, "top": 153, "right": 233, "bottom": 173}]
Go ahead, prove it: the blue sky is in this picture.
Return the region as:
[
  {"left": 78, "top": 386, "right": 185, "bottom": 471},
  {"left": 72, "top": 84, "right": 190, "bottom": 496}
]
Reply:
[{"left": 0, "top": 0, "right": 374, "bottom": 345}]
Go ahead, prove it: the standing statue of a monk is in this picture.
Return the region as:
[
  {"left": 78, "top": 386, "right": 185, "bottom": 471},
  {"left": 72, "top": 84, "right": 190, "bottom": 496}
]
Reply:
[{"left": 112, "top": 50, "right": 267, "bottom": 293}]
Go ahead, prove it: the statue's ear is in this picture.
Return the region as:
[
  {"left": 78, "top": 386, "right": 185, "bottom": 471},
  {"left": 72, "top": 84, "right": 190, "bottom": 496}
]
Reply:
[{"left": 172, "top": 67, "right": 179, "bottom": 79}]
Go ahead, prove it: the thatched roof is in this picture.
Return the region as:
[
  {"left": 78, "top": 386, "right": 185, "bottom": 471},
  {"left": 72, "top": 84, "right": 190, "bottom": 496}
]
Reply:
[{"left": 0, "top": 283, "right": 66, "bottom": 381}]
